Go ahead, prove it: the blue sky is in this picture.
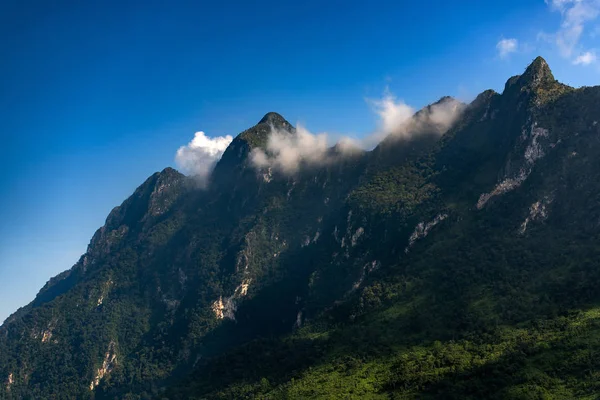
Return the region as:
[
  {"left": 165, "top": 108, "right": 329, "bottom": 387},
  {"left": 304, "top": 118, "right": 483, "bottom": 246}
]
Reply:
[{"left": 1, "top": 0, "right": 599, "bottom": 323}]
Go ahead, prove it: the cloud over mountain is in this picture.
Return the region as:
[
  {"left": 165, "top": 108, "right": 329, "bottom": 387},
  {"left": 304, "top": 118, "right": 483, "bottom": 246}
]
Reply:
[
  {"left": 175, "top": 131, "right": 233, "bottom": 186},
  {"left": 249, "top": 94, "right": 464, "bottom": 175}
]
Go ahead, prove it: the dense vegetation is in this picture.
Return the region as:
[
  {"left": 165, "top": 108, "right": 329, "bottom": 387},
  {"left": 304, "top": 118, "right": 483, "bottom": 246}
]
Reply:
[{"left": 2, "top": 57, "right": 600, "bottom": 399}]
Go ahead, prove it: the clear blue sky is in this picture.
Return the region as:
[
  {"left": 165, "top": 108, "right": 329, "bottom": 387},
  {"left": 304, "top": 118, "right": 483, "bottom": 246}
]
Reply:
[{"left": 1, "top": 0, "right": 598, "bottom": 323}]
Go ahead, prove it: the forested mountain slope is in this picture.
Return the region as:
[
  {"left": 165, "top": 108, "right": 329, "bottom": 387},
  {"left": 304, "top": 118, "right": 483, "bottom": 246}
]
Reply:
[{"left": 2, "top": 57, "right": 600, "bottom": 399}]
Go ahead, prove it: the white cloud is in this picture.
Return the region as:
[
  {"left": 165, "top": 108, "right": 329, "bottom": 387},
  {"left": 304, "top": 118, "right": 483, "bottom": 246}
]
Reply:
[
  {"left": 250, "top": 124, "right": 330, "bottom": 174},
  {"left": 175, "top": 131, "right": 233, "bottom": 187},
  {"left": 369, "top": 94, "right": 464, "bottom": 142},
  {"left": 497, "top": 38, "right": 519, "bottom": 58},
  {"left": 425, "top": 98, "right": 465, "bottom": 130},
  {"left": 573, "top": 50, "right": 597, "bottom": 64},
  {"left": 368, "top": 92, "right": 415, "bottom": 137},
  {"left": 544, "top": 0, "right": 600, "bottom": 58}
]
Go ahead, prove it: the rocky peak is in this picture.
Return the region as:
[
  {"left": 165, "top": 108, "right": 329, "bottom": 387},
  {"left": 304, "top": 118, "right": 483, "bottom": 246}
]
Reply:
[
  {"left": 434, "top": 96, "right": 458, "bottom": 105},
  {"left": 504, "top": 57, "right": 555, "bottom": 93},
  {"left": 212, "top": 113, "right": 295, "bottom": 185},
  {"left": 501, "top": 57, "right": 568, "bottom": 107},
  {"left": 219, "top": 113, "right": 294, "bottom": 161},
  {"left": 158, "top": 166, "right": 184, "bottom": 180},
  {"left": 258, "top": 112, "right": 292, "bottom": 129},
  {"left": 521, "top": 56, "right": 554, "bottom": 86}
]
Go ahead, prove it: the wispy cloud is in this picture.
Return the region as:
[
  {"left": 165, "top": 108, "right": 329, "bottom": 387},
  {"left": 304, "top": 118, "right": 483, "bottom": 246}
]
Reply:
[
  {"left": 175, "top": 131, "right": 233, "bottom": 187},
  {"left": 250, "top": 124, "right": 332, "bottom": 174},
  {"left": 249, "top": 94, "right": 464, "bottom": 175},
  {"left": 365, "top": 91, "right": 416, "bottom": 147},
  {"left": 501, "top": 1, "right": 600, "bottom": 67},
  {"left": 497, "top": 38, "right": 519, "bottom": 58},
  {"left": 544, "top": 0, "right": 600, "bottom": 59},
  {"left": 573, "top": 50, "right": 597, "bottom": 65}
]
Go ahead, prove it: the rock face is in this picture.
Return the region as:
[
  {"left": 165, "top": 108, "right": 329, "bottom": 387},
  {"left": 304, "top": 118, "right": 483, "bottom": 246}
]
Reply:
[
  {"left": 405, "top": 213, "right": 448, "bottom": 252},
  {"left": 2, "top": 57, "right": 600, "bottom": 399},
  {"left": 6, "top": 373, "right": 13, "bottom": 391},
  {"left": 89, "top": 341, "right": 117, "bottom": 391}
]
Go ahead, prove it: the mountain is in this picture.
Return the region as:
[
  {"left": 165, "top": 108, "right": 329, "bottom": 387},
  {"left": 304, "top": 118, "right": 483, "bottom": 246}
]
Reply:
[{"left": 2, "top": 57, "right": 600, "bottom": 399}]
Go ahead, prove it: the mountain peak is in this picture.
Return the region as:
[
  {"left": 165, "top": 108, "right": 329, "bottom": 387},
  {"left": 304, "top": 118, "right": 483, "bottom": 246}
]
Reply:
[
  {"left": 520, "top": 56, "right": 554, "bottom": 87},
  {"left": 159, "top": 167, "right": 183, "bottom": 179},
  {"left": 435, "top": 95, "right": 457, "bottom": 104},
  {"left": 212, "top": 113, "right": 295, "bottom": 180},
  {"left": 258, "top": 112, "right": 289, "bottom": 126},
  {"left": 526, "top": 56, "right": 550, "bottom": 72}
]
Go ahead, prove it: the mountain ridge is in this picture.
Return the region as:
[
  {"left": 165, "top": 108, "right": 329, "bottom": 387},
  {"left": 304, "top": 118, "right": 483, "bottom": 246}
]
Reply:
[{"left": 3, "top": 57, "right": 600, "bottom": 399}]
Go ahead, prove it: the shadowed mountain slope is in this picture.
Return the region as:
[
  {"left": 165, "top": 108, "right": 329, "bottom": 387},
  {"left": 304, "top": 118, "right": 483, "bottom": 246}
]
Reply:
[{"left": 2, "top": 58, "right": 600, "bottom": 399}]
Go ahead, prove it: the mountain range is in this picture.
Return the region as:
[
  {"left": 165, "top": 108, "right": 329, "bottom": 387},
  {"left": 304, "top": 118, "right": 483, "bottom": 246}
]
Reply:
[{"left": 2, "top": 57, "right": 600, "bottom": 399}]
